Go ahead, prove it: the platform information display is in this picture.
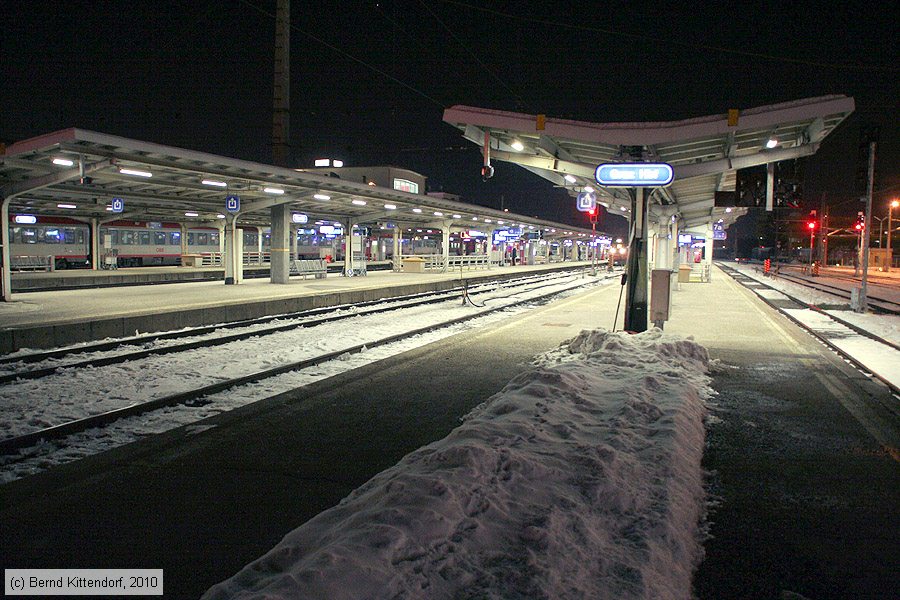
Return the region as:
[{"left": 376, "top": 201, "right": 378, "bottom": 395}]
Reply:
[{"left": 595, "top": 163, "right": 674, "bottom": 187}]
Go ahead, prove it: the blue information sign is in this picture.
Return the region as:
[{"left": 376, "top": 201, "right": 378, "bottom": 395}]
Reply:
[
  {"left": 576, "top": 191, "right": 597, "bottom": 212},
  {"left": 226, "top": 195, "right": 240, "bottom": 213},
  {"left": 595, "top": 163, "right": 674, "bottom": 187},
  {"left": 111, "top": 197, "right": 124, "bottom": 213}
]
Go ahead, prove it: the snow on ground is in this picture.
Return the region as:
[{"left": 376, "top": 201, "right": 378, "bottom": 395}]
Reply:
[
  {"left": 203, "top": 328, "right": 712, "bottom": 600},
  {"left": 0, "top": 278, "right": 607, "bottom": 483},
  {"left": 729, "top": 262, "right": 900, "bottom": 345}
]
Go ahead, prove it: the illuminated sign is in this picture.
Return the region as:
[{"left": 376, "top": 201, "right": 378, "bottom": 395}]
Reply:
[
  {"left": 111, "top": 197, "right": 125, "bottom": 213},
  {"left": 576, "top": 191, "right": 597, "bottom": 212},
  {"left": 595, "top": 163, "right": 674, "bottom": 187},
  {"left": 291, "top": 212, "right": 308, "bottom": 224},
  {"left": 14, "top": 215, "right": 37, "bottom": 224},
  {"left": 226, "top": 195, "right": 240, "bottom": 213},
  {"left": 713, "top": 222, "right": 727, "bottom": 240},
  {"left": 678, "top": 234, "right": 693, "bottom": 245},
  {"left": 319, "top": 225, "right": 335, "bottom": 235}
]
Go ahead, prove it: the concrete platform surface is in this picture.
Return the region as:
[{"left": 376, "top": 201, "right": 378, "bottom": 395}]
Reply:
[
  {"left": 0, "top": 266, "right": 897, "bottom": 599},
  {"left": 0, "top": 262, "right": 590, "bottom": 353}
]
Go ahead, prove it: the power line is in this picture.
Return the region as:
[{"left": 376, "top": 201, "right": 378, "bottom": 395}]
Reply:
[
  {"left": 236, "top": 0, "right": 447, "bottom": 109},
  {"left": 438, "top": 0, "right": 900, "bottom": 73}
]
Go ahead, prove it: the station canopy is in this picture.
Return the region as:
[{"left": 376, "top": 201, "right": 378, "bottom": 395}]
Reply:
[
  {"left": 443, "top": 95, "right": 855, "bottom": 229},
  {"left": 0, "top": 128, "right": 597, "bottom": 241}
]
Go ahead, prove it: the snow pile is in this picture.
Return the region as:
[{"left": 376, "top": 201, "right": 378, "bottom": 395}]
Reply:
[{"left": 203, "top": 328, "right": 711, "bottom": 600}]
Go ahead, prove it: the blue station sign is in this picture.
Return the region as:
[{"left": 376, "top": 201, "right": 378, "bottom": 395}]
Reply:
[
  {"left": 595, "top": 163, "right": 674, "bottom": 187},
  {"left": 111, "top": 197, "right": 124, "bottom": 213},
  {"left": 576, "top": 191, "right": 596, "bottom": 212},
  {"left": 225, "top": 195, "right": 240, "bottom": 213}
]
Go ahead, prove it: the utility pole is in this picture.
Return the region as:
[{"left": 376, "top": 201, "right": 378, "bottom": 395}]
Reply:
[
  {"left": 272, "top": 0, "right": 291, "bottom": 167},
  {"left": 857, "top": 141, "right": 875, "bottom": 312}
]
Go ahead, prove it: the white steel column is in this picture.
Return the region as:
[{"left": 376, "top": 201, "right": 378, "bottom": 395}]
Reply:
[
  {"left": 343, "top": 217, "right": 353, "bottom": 276},
  {"left": 392, "top": 227, "right": 400, "bottom": 271},
  {"left": 180, "top": 223, "right": 188, "bottom": 257},
  {"left": 442, "top": 225, "right": 450, "bottom": 272},
  {"left": 90, "top": 218, "right": 100, "bottom": 270},
  {"left": 224, "top": 215, "right": 243, "bottom": 285}
]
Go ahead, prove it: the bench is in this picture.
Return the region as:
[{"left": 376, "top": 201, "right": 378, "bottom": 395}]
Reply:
[
  {"left": 10, "top": 255, "right": 54, "bottom": 272},
  {"left": 291, "top": 258, "right": 328, "bottom": 279}
]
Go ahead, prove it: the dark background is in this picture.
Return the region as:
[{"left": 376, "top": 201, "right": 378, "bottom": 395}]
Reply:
[{"left": 2, "top": 1, "right": 897, "bottom": 240}]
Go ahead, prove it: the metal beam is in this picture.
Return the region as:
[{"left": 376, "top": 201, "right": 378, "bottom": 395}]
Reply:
[{"left": 674, "top": 144, "right": 819, "bottom": 180}]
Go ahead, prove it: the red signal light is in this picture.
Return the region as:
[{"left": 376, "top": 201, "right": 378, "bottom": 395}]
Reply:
[{"left": 807, "top": 221, "right": 816, "bottom": 230}]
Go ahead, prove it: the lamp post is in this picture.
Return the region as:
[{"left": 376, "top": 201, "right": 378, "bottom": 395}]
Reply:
[{"left": 888, "top": 199, "right": 899, "bottom": 272}]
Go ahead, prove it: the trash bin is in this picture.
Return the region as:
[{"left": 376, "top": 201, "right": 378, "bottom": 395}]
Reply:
[{"left": 677, "top": 264, "right": 692, "bottom": 283}]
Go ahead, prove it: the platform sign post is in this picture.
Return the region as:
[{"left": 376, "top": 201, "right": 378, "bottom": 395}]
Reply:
[
  {"left": 111, "top": 198, "right": 124, "bottom": 213},
  {"left": 226, "top": 195, "right": 240, "bottom": 214}
]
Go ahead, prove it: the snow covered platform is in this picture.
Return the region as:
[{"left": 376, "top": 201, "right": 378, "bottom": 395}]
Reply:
[
  {"left": 0, "top": 261, "right": 590, "bottom": 353},
  {"left": 1, "top": 264, "right": 897, "bottom": 599}
]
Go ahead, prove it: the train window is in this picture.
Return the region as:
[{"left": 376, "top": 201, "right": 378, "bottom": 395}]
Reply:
[
  {"left": 196, "top": 232, "right": 208, "bottom": 245},
  {"left": 153, "top": 232, "right": 167, "bottom": 245},
  {"left": 120, "top": 230, "right": 136, "bottom": 245},
  {"left": 64, "top": 228, "right": 76, "bottom": 244},
  {"left": 138, "top": 231, "right": 150, "bottom": 245},
  {"left": 169, "top": 232, "right": 181, "bottom": 245},
  {"left": 21, "top": 228, "right": 37, "bottom": 243},
  {"left": 187, "top": 232, "right": 195, "bottom": 245},
  {"left": 76, "top": 229, "right": 85, "bottom": 244},
  {"left": 209, "top": 232, "right": 219, "bottom": 245},
  {"left": 38, "top": 228, "right": 60, "bottom": 244},
  {"left": 105, "top": 230, "right": 118, "bottom": 245}
]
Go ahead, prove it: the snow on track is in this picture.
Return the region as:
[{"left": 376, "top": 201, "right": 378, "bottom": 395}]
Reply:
[{"left": 203, "top": 328, "right": 712, "bottom": 600}]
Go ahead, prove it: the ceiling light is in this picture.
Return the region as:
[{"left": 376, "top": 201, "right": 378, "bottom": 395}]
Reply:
[
  {"left": 313, "top": 194, "right": 331, "bottom": 200},
  {"left": 510, "top": 140, "right": 525, "bottom": 151},
  {"left": 434, "top": 211, "right": 443, "bottom": 216},
  {"left": 314, "top": 158, "right": 330, "bottom": 167},
  {"left": 217, "top": 214, "right": 226, "bottom": 219},
  {"left": 497, "top": 220, "right": 504, "bottom": 224},
  {"left": 472, "top": 217, "right": 478, "bottom": 221},
  {"left": 332, "top": 160, "right": 344, "bottom": 168},
  {"left": 202, "top": 179, "right": 227, "bottom": 187},
  {"left": 352, "top": 199, "right": 367, "bottom": 206},
  {"left": 52, "top": 158, "right": 74, "bottom": 167},
  {"left": 184, "top": 212, "right": 199, "bottom": 217},
  {"left": 564, "top": 174, "right": 577, "bottom": 184},
  {"left": 56, "top": 203, "right": 77, "bottom": 209},
  {"left": 766, "top": 138, "right": 778, "bottom": 149},
  {"left": 119, "top": 168, "right": 152, "bottom": 178},
  {"left": 453, "top": 214, "right": 461, "bottom": 219},
  {"left": 583, "top": 185, "right": 594, "bottom": 193},
  {"left": 412, "top": 208, "right": 422, "bottom": 213},
  {"left": 384, "top": 204, "right": 397, "bottom": 210},
  {"left": 485, "top": 219, "right": 492, "bottom": 223},
  {"left": 264, "top": 187, "right": 285, "bottom": 195}
]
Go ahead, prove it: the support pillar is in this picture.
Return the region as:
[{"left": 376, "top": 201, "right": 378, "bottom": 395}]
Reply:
[
  {"left": 90, "top": 218, "right": 100, "bottom": 270},
  {"left": 766, "top": 162, "right": 775, "bottom": 212},
  {"left": 704, "top": 222, "right": 715, "bottom": 282},
  {"left": 224, "top": 215, "right": 243, "bottom": 285},
  {"left": 270, "top": 204, "right": 290, "bottom": 283},
  {"left": 625, "top": 188, "right": 649, "bottom": 332},
  {"left": 290, "top": 224, "right": 298, "bottom": 261},
  {"left": 392, "top": 227, "right": 400, "bottom": 271},
  {"left": 1, "top": 196, "right": 11, "bottom": 301},
  {"left": 343, "top": 217, "right": 353, "bottom": 276},
  {"left": 180, "top": 223, "right": 188, "bottom": 257},
  {"left": 442, "top": 225, "right": 450, "bottom": 272}
]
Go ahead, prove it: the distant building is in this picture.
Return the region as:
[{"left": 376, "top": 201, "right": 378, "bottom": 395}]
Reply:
[{"left": 299, "top": 164, "right": 427, "bottom": 195}]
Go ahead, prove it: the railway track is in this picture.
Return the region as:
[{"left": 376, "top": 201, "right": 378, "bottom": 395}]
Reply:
[
  {"left": 719, "top": 264, "right": 900, "bottom": 395},
  {"left": 0, "top": 271, "right": 611, "bottom": 461}
]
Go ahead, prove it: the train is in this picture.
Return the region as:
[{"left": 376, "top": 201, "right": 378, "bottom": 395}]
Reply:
[{"left": 6, "top": 216, "right": 338, "bottom": 269}]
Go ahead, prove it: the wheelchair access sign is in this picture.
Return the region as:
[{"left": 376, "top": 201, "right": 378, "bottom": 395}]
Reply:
[{"left": 226, "top": 195, "right": 240, "bottom": 213}]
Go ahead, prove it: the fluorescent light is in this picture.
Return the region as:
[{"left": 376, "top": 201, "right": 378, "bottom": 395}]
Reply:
[
  {"left": 119, "top": 168, "right": 152, "bottom": 178},
  {"left": 314, "top": 158, "right": 330, "bottom": 167},
  {"left": 766, "top": 138, "right": 778, "bottom": 149},
  {"left": 313, "top": 194, "right": 331, "bottom": 201},
  {"left": 202, "top": 179, "right": 227, "bottom": 188},
  {"left": 453, "top": 214, "right": 461, "bottom": 219},
  {"left": 583, "top": 185, "right": 594, "bottom": 193},
  {"left": 510, "top": 140, "right": 525, "bottom": 151},
  {"left": 485, "top": 219, "right": 492, "bottom": 223},
  {"left": 434, "top": 211, "right": 443, "bottom": 216},
  {"left": 384, "top": 204, "right": 397, "bottom": 210},
  {"left": 332, "top": 160, "right": 344, "bottom": 168},
  {"left": 497, "top": 220, "right": 504, "bottom": 224},
  {"left": 472, "top": 217, "right": 478, "bottom": 221},
  {"left": 56, "top": 203, "right": 77, "bottom": 209},
  {"left": 184, "top": 212, "right": 199, "bottom": 217},
  {"left": 412, "top": 208, "right": 423, "bottom": 213},
  {"left": 14, "top": 215, "right": 37, "bottom": 224},
  {"left": 264, "top": 187, "right": 285, "bottom": 195},
  {"left": 725, "top": 207, "right": 733, "bottom": 213},
  {"left": 352, "top": 199, "right": 367, "bottom": 206},
  {"left": 564, "top": 174, "right": 577, "bottom": 184},
  {"left": 217, "top": 214, "right": 226, "bottom": 219},
  {"left": 52, "top": 158, "right": 74, "bottom": 167}
]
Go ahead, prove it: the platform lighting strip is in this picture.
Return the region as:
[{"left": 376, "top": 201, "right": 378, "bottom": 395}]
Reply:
[
  {"left": 119, "top": 168, "right": 152, "bottom": 178},
  {"left": 184, "top": 212, "right": 199, "bottom": 217},
  {"left": 202, "top": 179, "right": 228, "bottom": 188},
  {"left": 351, "top": 199, "right": 367, "bottom": 206},
  {"left": 433, "top": 211, "right": 443, "bottom": 216},
  {"left": 564, "top": 174, "right": 577, "bottom": 184},
  {"left": 384, "top": 204, "right": 397, "bottom": 210},
  {"left": 264, "top": 187, "right": 284, "bottom": 195},
  {"left": 52, "top": 158, "right": 74, "bottom": 167},
  {"left": 313, "top": 194, "right": 330, "bottom": 200},
  {"left": 57, "top": 203, "right": 77, "bottom": 209},
  {"left": 412, "top": 208, "right": 422, "bottom": 213}
]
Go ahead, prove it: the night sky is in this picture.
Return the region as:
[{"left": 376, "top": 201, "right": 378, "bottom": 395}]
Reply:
[{"left": 2, "top": 1, "right": 897, "bottom": 238}]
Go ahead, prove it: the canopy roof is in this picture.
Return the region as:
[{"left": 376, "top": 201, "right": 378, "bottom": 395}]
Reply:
[
  {"left": 0, "top": 128, "right": 597, "bottom": 240},
  {"left": 443, "top": 95, "right": 854, "bottom": 228}
]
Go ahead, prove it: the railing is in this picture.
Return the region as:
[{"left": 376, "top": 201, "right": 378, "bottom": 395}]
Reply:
[
  {"left": 396, "top": 254, "right": 490, "bottom": 272},
  {"left": 690, "top": 263, "right": 711, "bottom": 282},
  {"left": 10, "top": 255, "right": 54, "bottom": 272}
]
